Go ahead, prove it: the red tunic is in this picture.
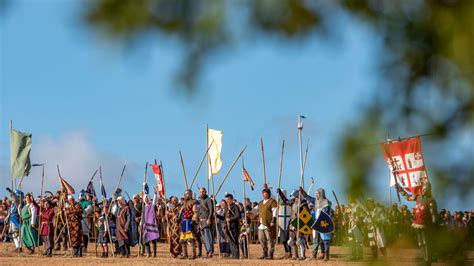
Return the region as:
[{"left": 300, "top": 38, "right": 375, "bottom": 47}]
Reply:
[
  {"left": 412, "top": 200, "right": 428, "bottom": 229},
  {"left": 39, "top": 207, "right": 55, "bottom": 236}
]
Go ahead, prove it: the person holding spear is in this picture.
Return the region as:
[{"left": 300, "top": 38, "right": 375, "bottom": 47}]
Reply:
[
  {"left": 64, "top": 195, "right": 84, "bottom": 257},
  {"left": 39, "top": 198, "right": 55, "bottom": 257}
]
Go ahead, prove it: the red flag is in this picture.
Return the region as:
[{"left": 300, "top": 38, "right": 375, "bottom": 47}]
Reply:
[
  {"left": 151, "top": 164, "right": 165, "bottom": 197},
  {"left": 59, "top": 176, "right": 75, "bottom": 195},
  {"left": 380, "top": 136, "right": 428, "bottom": 195},
  {"left": 242, "top": 167, "right": 255, "bottom": 191}
]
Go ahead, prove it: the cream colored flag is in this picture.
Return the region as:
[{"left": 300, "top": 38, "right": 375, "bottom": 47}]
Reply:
[{"left": 208, "top": 128, "right": 223, "bottom": 179}]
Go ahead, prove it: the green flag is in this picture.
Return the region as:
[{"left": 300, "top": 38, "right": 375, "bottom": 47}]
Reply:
[{"left": 10, "top": 128, "right": 32, "bottom": 179}]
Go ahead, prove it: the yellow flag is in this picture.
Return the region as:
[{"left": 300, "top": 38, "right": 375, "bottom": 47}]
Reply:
[{"left": 207, "top": 129, "right": 223, "bottom": 179}]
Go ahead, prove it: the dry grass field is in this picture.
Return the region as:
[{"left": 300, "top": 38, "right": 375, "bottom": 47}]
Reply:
[{"left": 0, "top": 242, "right": 473, "bottom": 265}]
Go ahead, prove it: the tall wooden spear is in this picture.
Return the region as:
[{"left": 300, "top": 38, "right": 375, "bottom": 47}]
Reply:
[
  {"left": 260, "top": 138, "right": 267, "bottom": 186},
  {"left": 214, "top": 145, "right": 247, "bottom": 198},
  {"left": 10, "top": 120, "right": 14, "bottom": 190},
  {"left": 109, "top": 165, "right": 126, "bottom": 214},
  {"left": 138, "top": 162, "right": 148, "bottom": 257},
  {"left": 296, "top": 116, "right": 305, "bottom": 240},
  {"left": 157, "top": 159, "right": 171, "bottom": 244},
  {"left": 179, "top": 151, "right": 189, "bottom": 190},
  {"left": 99, "top": 167, "right": 115, "bottom": 257},
  {"left": 275, "top": 140, "right": 285, "bottom": 243},
  {"left": 35, "top": 163, "right": 45, "bottom": 249},
  {"left": 115, "top": 164, "right": 127, "bottom": 193},
  {"left": 241, "top": 157, "right": 250, "bottom": 259},
  {"left": 57, "top": 164, "right": 73, "bottom": 255},
  {"left": 190, "top": 140, "right": 214, "bottom": 189},
  {"left": 207, "top": 125, "right": 221, "bottom": 258}
]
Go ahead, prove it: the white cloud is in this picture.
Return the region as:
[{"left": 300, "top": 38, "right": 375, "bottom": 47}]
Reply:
[{"left": 4, "top": 131, "right": 141, "bottom": 198}]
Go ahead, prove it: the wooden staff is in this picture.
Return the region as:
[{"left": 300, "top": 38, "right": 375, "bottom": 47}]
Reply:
[
  {"left": 10, "top": 120, "right": 14, "bottom": 190},
  {"left": 307, "top": 177, "right": 315, "bottom": 195},
  {"left": 296, "top": 116, "right": 305, "bottom": 240},
  {"left": 179, "top": 151, "right": 189, "bottom": 190},
  {"left": 115, "top": 164, "right": 127, "bottom": 194},
  {"left": 138, "top": 162, "right": 148, "bottom": 257},
  {"left": 108, "top": 165, "right": 127, "bottom": 218},
  {"left": 99, "top": 167, "right": 115, "bottom": 257},
  {"left": 301, "top": 140, "right": 309, "bottom": 179},
  {"left": 157, "top": 159, "right": 171, "bottom": 245},
  {"left": 190, "top": 140, "right": 214, "bottom": 189},
  {"left": 57, "top": 164, "right": 73, "bottom": 255},
  {"left": 387, "top": 132, "right": 392, "bottom": 205},
  {"left": 241, "top": 157, "right": 250, "bottom": 259},
  {"left": 260, "top": 138, "right": 267, "bottom": 186},
  {"left": 214, "top": 145, "right": 247, "bottom": 198},
  {"left": 207, "top": 125, "right": 222, "bottom": 259},
  {"left": 36, "top": 164, "right": 45, "bottom": 251},
  {"left": 206, "top": 125, "right": 210, "bottom": 193},
  {"left": 275, "top": 140, "right": 285, "bottom": 243}
]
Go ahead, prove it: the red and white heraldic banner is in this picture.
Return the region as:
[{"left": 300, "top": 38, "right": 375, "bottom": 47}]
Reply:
[{"left": 380, "top": 136, "right": 429, "bottom": 195}]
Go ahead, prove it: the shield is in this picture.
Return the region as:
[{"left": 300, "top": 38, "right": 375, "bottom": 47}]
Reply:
[
  {"left": 290, "top": 208, "right": 314, "bottom": 235},
  {"left": 311, "top": 211, "right": 334, "bottom": 234}
]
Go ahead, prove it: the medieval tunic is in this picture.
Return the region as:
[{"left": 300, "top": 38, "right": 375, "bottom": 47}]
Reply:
[
  {"left": 180, "top": 200, "right": 196, "bottom": 242},
  {"left": 40, "top": 207, "right": 55, "bottom": 249},
  {"left": 257, "top": 198, "right": 277, "bottom": 256},
  {"left": 95, "top": 215, "right": 109, "bottom": 244},
  {"left": 143, "top": 196, "right": 160, "bottom": 243},
  {"left": 167, "top": 203, "right": 182, "bottom": 256},
  {"left": 65, "top": 202, "right": 83, "bottom": 247},
  {"left": 116, "top": 204, "right": 131, "bottom": 247},
  {"left": 21, "top": 203, "right": 38, "bottom": 248}
]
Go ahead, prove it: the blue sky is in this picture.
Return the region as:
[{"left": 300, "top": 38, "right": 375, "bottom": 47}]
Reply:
[{"left": 1, "top": 0, "right": 445, "bottom": 208}]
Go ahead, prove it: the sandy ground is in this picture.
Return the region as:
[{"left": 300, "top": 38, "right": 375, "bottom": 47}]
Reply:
[{"left": 0, "top": 242, "right": 472, "bottom": 265}]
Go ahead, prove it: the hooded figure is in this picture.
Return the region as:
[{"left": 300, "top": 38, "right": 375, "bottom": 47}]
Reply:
[{"left": 311, "top": 188, "right": 334, "bottom": 261}]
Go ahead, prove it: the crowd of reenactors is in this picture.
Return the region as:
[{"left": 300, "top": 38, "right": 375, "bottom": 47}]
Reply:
[{"left": 0, "top": 181, "right": 473, "bottom": 263}]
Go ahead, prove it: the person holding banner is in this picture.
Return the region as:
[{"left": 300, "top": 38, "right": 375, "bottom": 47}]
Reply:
[
  {"left": 397, "top": 181, "right": 438, "bottom": 264},
  {"left": 142, "top": 188, "right": 160, "bottom": 258}
]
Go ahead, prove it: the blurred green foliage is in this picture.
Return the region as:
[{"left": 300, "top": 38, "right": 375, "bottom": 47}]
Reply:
[{"left": 84, "top": 0, "right": 473, "bottom": 200}]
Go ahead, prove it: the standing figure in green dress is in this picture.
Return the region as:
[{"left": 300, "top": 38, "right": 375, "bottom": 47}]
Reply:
[{"left": 21, "top": 193, "right": 38, "bottom": 254}]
